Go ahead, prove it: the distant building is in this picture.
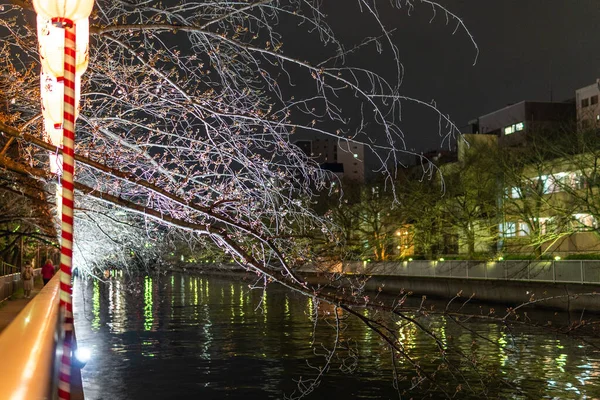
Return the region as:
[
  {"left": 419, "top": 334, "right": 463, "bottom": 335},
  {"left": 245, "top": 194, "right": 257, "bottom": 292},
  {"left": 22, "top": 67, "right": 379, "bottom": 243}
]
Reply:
[
  {"left": 294, "top": 138, "right": 365, "bottom": 182},
  {"left": 575, "top": 79, "right": 600, "bottom": 131},
  {"left": 419, "top": 149, "right": 457, "bottom": 165},
  {"left": 474, "top": 101, "right": 575, "bottom": 147}
]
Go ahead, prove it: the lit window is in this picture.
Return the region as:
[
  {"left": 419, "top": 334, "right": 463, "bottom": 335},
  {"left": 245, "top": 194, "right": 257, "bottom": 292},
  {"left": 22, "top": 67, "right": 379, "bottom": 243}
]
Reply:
[
  {"left": 539, "top": 175, "right": 553, "bottom": 194},
  {"left": 505, "top": 123, "right": 524, "bottom": 135},
  {"left": 353, "top": 154, "right": 358, "bottom": 158},
  {"left": 510, "top": 187, "right": 521, "bottom": 199},
  {"left": 502, "top": 222, "right": 516, "bottom": 237},
  {"left": 573, "top": 213, "right": 597, "bottom": 230},
  {"left": 518, "top": 222, "right": 530, "bottom": 237}
]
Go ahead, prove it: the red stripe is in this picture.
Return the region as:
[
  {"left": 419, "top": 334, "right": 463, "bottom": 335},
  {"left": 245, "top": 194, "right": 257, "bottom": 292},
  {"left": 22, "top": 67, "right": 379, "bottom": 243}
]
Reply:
[
  {"left": 58, "top": 388, "right": 71, "bottom": 400},
  {"left": 60, "top": 266, "right": 72, "bottom": 276},
  {"left": 58, "top": 300, "right": 73, "bottom": 312},
  {"left": 62, "top": 166, "right": 74, "bottom": 176},
  {"left": 61, "top": 230, "right": 73, "bottom": 241},
  {"left": 62, "top": 166, "right": 75, "bottom": 177},
  {"left": 62, "top": 214, "right": 74, "bottom": 225},
  {"left": 61, "top": 183, "right": 74, "bottom": 193},
  {"left": 64, "top": 114, "right": 75, "bottom": 123},
  {"left": 60, "top": 247, "right": 73, "bottom": 257},
  {"left": 60, "top": 282, "right": 73, "bottom": 294}
]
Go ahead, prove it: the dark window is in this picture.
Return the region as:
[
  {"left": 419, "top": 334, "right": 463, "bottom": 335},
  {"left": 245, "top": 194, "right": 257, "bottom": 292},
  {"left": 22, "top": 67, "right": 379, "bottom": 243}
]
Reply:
[
  {"left": 582, "top": 98, "right": 590, "bottom": 108},
  {"left": 592, "top": 95, "right": 598, "bottom": 105}
]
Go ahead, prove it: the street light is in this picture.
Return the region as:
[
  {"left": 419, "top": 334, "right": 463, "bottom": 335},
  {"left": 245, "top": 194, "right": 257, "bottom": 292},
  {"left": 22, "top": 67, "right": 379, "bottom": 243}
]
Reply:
[{"left": 32, "top": 0, "right": 94, "bottom": 399}]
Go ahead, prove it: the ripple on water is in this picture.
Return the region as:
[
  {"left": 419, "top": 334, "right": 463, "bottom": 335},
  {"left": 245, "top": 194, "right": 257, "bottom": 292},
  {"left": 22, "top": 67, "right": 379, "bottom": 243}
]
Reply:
[{"left": 73, "top": 274, "right": 600, "bottom": 400}]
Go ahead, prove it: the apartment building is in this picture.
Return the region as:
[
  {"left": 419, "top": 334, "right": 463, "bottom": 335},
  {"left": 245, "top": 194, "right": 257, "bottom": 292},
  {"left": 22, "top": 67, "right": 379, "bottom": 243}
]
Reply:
[
  {"left": 576, "top": 79, "right": 600, "bottom": 130},
  {"left": 474, "top": 100, "right": 575, "bottom": 147},
  {"left": 295, "top": 138, "right": 365, "bottom": 182}
]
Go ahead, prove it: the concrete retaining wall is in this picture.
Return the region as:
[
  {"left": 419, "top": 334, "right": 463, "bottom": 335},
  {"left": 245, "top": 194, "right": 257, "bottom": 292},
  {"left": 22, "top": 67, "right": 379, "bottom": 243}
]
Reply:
[{"left": 347, "top": 275, "right": 600, "bottom": 313}]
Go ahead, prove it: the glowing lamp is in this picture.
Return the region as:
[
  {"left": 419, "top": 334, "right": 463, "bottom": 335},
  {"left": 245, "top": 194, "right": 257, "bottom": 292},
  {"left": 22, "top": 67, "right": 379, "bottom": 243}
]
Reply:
[
  {"left": 49, "top": 153, "right": 63, "bottom": 175},
  {"left": 55, "top": 184, "right": 62, "bottom": 217},
  {"left": 44, "top": 119, "right": 63, "bottom": 147},
  {"left": 32, "top": 0, "right": 94, "bottom": 21},
  {"left": 40, "top": 72, "right": 81, "bottom": 125},
  {"left": 37, "top": 16, "right": 89, "bottom": 77}
]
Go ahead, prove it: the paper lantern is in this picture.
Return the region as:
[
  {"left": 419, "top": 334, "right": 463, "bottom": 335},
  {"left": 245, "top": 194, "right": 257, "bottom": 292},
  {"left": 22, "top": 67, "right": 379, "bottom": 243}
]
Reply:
[
  {"left": 49, "top": 153, "right": 64, "bottom": 175},
  {"left": 32, "top": 0, "right": 94, "bottom": 22},
  {"left": 37, "top": 16, "right": 89, "bottom": 77},
  {"left": 40, "top": 72, "right": 81, "bottom": 125},
  {"left": 44, "top": 119, "right": 63, "bottom": 147},
  {"left": 55, "top": 183, "right": 63, "bottom": 218}
]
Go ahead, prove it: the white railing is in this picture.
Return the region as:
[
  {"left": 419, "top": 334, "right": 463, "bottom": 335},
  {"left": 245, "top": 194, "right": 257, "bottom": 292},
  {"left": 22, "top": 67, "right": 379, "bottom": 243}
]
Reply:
[{"left": 343, "top": 260, "right": 600, "bottom": 284}]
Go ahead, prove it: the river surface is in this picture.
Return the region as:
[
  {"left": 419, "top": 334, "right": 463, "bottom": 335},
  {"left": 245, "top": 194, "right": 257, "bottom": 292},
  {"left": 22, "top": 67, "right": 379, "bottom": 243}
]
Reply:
[{"left": 73, "top": 273, "right": 600, "bottom": 399}]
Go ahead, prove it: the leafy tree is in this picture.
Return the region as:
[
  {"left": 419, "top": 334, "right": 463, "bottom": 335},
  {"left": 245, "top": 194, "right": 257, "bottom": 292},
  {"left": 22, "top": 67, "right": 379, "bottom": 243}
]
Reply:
[
  {"left": 353, "top": 181, "right": 402, "bottom": 261},
  {"left": 497, "top": 129, "right": 580, "bottom": 258},
  {"left": 439, "top": 136, "right": 499, "bottom": 258}
]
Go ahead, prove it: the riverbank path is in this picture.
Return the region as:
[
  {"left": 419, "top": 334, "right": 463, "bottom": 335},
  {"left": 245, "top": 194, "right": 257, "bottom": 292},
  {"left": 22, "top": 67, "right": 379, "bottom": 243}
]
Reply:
[{"left": 0, "top": 277, "right": 44, "bottom": 333}]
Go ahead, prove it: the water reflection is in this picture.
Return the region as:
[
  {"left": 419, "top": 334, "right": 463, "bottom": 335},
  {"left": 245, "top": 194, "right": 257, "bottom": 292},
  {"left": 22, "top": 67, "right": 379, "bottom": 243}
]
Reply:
[{"left": 73, "top": 274, "right": 600, "bottom": 400}]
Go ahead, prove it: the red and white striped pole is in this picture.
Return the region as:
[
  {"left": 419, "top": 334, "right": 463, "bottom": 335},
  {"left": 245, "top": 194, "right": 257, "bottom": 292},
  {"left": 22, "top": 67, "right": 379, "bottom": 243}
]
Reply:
[
  {"left": 57, "top": 19, "right": 76, "bottom": 400},
  {"left": 33, "top": 1, "right": 93, "bottom": 398}
]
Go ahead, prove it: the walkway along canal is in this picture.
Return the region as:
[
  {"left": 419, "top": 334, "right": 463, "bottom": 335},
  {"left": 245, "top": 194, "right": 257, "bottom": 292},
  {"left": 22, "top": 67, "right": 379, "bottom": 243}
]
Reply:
[{"left": 300, "top": 259, "right": 600, "bottom": 313}]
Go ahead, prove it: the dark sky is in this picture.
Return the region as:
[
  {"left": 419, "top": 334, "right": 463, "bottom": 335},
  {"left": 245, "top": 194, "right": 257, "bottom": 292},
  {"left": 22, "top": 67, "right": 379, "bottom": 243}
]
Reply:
[{"left": 318, "top": 0, "right": 600, "bottom": 153}]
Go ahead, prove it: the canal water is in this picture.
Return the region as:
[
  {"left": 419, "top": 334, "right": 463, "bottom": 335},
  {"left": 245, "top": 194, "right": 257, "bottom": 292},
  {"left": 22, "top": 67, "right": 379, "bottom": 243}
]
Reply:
[{"left": 73, "top": 273, "right": 600, "bottom": 399}]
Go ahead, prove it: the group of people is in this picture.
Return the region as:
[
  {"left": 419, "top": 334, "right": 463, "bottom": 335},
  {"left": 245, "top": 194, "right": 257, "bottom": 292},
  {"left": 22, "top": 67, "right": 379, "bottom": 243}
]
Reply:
[{"left": 20, "top": 259, "right": 56, "bottom": 299}]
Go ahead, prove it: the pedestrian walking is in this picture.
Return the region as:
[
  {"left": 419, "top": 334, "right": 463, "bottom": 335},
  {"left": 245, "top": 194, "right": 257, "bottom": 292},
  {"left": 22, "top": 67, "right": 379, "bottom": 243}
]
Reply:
[
  {"left": 41, "top": 259, "right": 55, "bottom": 286},
  {"left": 21, "top": 261, "right": 34, "bottom": 298}
]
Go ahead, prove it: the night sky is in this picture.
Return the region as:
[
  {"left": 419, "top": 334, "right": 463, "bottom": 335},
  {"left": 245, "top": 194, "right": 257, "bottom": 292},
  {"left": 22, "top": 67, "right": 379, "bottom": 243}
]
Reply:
[{"left": 319, "top": 0, "right": 600, "bottom": 153}]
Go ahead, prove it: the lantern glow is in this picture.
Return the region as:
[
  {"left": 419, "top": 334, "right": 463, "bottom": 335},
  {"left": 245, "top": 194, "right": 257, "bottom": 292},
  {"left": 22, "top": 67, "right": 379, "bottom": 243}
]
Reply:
[
  {"left": 32, "top": 0, "right": 94, "bottom": 21},
  {"left": 49, "top": 153, "right": 63, "bottom": 175},
  {"left": 37, "top": 16, "right": 90, "bottom": 77},
  {"left": 40, "top": 72, "right": 81, "bottom": 125}
]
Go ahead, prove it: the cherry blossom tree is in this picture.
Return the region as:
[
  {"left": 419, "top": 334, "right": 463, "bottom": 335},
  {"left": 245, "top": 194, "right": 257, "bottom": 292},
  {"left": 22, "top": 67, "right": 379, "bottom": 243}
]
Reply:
[
  {"left": 8, "top": 2, "right": 571, "bottom": 398},
  {"left": 0, "top": 0, "right": 475, "bottom": 276}
]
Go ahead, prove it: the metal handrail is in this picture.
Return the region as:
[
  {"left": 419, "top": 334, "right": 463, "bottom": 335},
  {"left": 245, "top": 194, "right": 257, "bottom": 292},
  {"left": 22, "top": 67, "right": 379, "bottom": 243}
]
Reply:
[
  {"left": 346, "top": 259, "right": 600, "bottom": 284},
  {"left": 0, "top": 273, "right": 61, "bottom": 399},
  {"left": 1, "top": 261, "right": 19, "bottom": 277}
]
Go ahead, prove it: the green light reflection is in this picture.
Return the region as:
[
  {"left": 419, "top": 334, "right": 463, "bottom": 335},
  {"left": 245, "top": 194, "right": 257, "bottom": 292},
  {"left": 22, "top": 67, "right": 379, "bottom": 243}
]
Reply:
[
  {"left": 91, "top": 280, "right": 100, "bottom": 331},
  {"left": 144, "top": 276, "right": 154, "bottom": 331}
]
